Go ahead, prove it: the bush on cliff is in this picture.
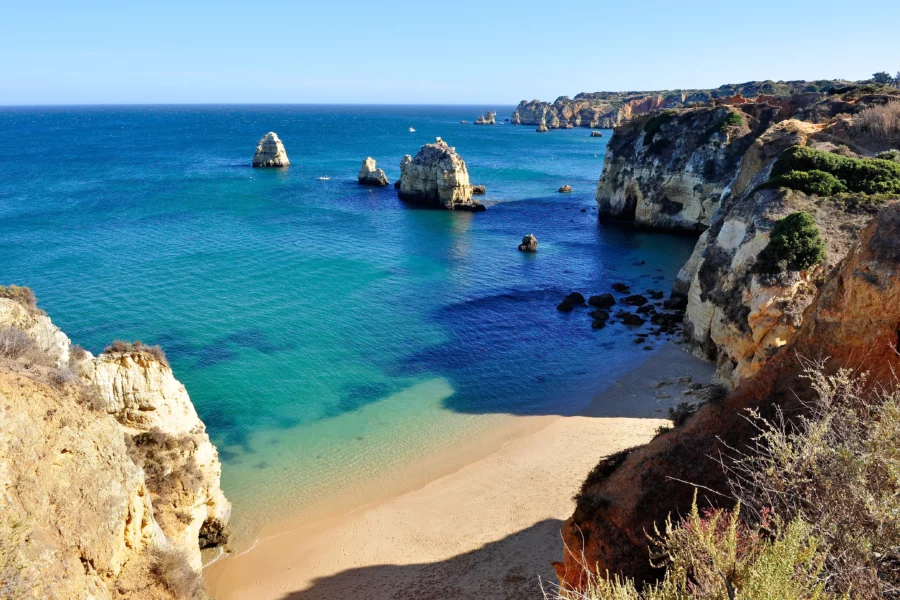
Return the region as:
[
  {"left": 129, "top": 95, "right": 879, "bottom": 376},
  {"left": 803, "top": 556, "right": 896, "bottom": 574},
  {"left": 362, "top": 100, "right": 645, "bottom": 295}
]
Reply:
[
  {"left": 719, "top": 111, "right": 743, "bottom": 131},
  {"left": 643, "top": 111, "right": 676, "bottom": 146},
  {"left": 764, "top": 170, "right": 848, "bottom": 196},
  {"left": 0, "top": 285, "right": 43, "bottom": 314},
  {"left": 770, "top": 145, "right": 900, "bottom": 195},
  {"left": 104, "top": 339, "right": 170, "bottom": 367},
  {"left": 755, "top": 212, "right": 826, "bottom": 274}
]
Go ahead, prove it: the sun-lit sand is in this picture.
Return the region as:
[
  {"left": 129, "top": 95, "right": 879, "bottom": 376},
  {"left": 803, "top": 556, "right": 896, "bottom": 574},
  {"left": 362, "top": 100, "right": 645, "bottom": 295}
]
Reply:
[{"left": 205, "top": 344, "right": 714, "bottom": 600}]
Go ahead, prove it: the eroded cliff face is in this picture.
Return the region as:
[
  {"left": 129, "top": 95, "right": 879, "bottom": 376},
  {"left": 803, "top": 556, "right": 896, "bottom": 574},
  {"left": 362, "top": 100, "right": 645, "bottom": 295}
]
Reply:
[
  {"left": 555, "top": 201, "right": 900, "bottom": 591},
  {"left": 595, "top": 105, "right": 779, "bottom": 232},
  {"left": 0, "top": 295, "right": 229, "bottom": 598},
  {"left": 678, "top": 118, "right": 876, "bottom": 386},
  {"left": 398, "top": 137, "right": 483, "bottom": 211}
]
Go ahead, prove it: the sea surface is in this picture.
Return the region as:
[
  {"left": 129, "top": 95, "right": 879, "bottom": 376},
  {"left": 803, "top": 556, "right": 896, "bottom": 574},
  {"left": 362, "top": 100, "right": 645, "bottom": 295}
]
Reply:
[{"left": 0, "top": 105, "right": 697, "bottom": 548}]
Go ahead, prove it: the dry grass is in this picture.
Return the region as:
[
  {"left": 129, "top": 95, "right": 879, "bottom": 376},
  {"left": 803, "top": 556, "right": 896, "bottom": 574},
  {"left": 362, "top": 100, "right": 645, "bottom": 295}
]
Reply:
[
  {"left": 0, "top": 326, "right": 36, "bottom": 360},
  {"left": 104, "top": 340, "right": 169, "bottom": 367},
  {"left": 148, "top": 545, "right": 202, "bottom": 599},
  {"left": 857, "top": 100, "right": 900, "bottom": 139},
  {"left": 0, "top": 285, "right": 44, "bottom": 315}
]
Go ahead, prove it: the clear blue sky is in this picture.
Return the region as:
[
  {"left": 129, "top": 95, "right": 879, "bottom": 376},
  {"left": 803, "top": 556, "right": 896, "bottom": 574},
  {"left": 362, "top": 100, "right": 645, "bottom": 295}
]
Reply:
[{"left": 2, "top": 0, "right": 898, "bottom": 105}]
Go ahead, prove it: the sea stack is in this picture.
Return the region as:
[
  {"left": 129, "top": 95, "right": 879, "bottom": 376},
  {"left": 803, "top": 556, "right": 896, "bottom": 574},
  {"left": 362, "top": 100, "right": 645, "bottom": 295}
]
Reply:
[
  {"left": 536, "top": 122, "right": 549, "bottom": 133},
  {"left": 252, "top": 132, "right": 290, "bottom": 168},
  {"left": 518, "top": 234, "right": 538, "bottom": 252},
  {"left": 474, "top": 111, "right": 496, "bottom": 125},
  {"left": 358, "top": 157, "right": 390, "bottom": 186},
  {"left": 398, "top": 137, "right": 484, "bottom": 211}
]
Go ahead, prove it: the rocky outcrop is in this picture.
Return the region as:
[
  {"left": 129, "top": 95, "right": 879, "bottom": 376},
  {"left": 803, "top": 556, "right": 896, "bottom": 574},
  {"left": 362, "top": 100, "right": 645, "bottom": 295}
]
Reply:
[
  {"left": 556, "top": 200, "right": 900, "bottom": 592},
  {"left": 252, "top": 132, "right": 290, "bottom": 168},
  {"left": 558, "top": 185, "right": 572, "bottom": 193},
  {"left": 474, "top": 111, "right": 495, "bottom": 125},
  {"left": 518, "top": 234, "right": 538, "bottom": 252},
  {"left": 679, "top": 118, "right": 874, "bottom": 386},
  {"left": 595, "top": 104, "right": 781, "bottom": 232},
  {"left": 0, "top": 292, "right": 230, "bottom": 598},
  {"left": 536, "top": 123, "right": 548, "bottom": 133},
  {"left": 397, "top": 137, "right": 483, "bottom": 211},
  {"left": 357, "top": 157, "right": 389, "bottom": 186},
  {"left": 472, "top": 184, "right": 486, "bottom": 195}
]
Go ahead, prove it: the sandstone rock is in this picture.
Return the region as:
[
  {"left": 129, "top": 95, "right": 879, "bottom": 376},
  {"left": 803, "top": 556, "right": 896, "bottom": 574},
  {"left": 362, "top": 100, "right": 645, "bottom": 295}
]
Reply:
[
  {"left": 0, "top": 298, "right": 70, "bottom": 367},
  {"left": 557, "top": 292, "right": 587, "bottom": 312},
  {"left": 357, "top": 157, "right": 390, "bottom": 186},
  {"left": 588, "top": 294, "right": 616, "bottom": 308},
  {"left": 472, "top": 184, "right": 486, "bottom": 195},
  {"left": 397, "top": 138, "right": 483, "bottom": 211},
  {"left": 590, "top": 131, "right": 604, "bottom": 137},
  {"left": 252, "top": 132, "right": 290, "bottom": 168},
  {"left": 536, "top": 123, "right": 549, "bottom": 133},
  {"left": 558, "top": 185, "right": 572, "bottom": 193},
  {"left": 518, "top": 234, "right": 538, "bottom": 252}
]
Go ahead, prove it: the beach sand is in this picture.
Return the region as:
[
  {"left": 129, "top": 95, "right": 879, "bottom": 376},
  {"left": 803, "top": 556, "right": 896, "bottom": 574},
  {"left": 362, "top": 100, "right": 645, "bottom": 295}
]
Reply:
[{"left": 204, "top": 344, "right": 714, "bottom": 600}]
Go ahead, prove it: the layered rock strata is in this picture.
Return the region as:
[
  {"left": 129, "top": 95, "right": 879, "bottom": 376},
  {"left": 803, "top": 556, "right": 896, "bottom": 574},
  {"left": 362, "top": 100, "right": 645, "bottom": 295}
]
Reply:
[
  {"left": 397, "top": 137, "right": 483, "bottom": 211},
  {"left": 252, "top": 132, "right": 290, "bottom": 168},
  {"left": 357, "top": 157, "right": 389, "bottom": 186}
]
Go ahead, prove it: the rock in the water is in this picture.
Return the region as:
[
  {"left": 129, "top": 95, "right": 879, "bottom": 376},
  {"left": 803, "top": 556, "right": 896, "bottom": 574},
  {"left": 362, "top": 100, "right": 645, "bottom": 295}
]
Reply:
[
  {"left": 622, "top": 294, "right": 648, "bottom": 306},
  {"left": 614, "top": 310, "right": 631, "bottom": 319},
  {"left": 590, "top": 131, "right": 604, "bottom": 137},
  {"left": 358, "top": 157, "right": 390, "bottom": 186},
  {"left": 591, "top": 320, "right": 606, "bottom": 330},
  {"left": 474, "top": 111, "right": 496, "bottom": 125},
  {"left": 636, "top": 304, "right": 654, "bottom": 314},
  {"left": 472, "top": 184, "right": 486, "bottom": 195},
  {"left": 557, "top": 292, "right": 587, "bottom": 312},
  {"left": 398, "top": 137, "right": 483, "bottom": 211},
  {"left": 536, "top": 123, "right": 549, "bottom": 133},
  {"left": 559, "top": 185, "right": 572, "bottom": 193},
  {"left": 663, "top": 296, "right": 688, "bottom": 310},
  {"left": 589, "top": 310, "right": 610, "bottom": 321},
  {"left": 252, "top": 132, "right": 290, "bottom": 168},
  {"left": 518, "top": 234, "right": 538, "bottom": 252},
  {"left": 622, "top": 313, "right": 646, "bottom": 326},
  {"left": 611, "top": 282, "right": 630, "bottom": 293},
  {"left": 646, "top": 289, "right": 664, "bottom": 300},
  {"left": 588, "top": 294, "right": 616, "bottom": 308}
]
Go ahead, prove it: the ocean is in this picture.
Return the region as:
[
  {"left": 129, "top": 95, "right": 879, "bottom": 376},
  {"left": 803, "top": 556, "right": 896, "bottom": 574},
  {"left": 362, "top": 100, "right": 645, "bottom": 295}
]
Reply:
[{"left": 0, "top": 105, "right": 697, "bottom": 547}]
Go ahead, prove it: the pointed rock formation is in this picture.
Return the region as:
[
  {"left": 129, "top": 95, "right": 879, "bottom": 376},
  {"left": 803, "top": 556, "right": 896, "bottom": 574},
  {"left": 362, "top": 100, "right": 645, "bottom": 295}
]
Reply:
[
  {"left": 518, "top": 234, "right": 538, "bottom": 252},
  {"left": 397, "top": 137, "right": 484, "bottom": 211},
  {"left": 357, "top": 157, "right": 390, "bottom": 186},
  {"left": 252, "top": 132, "right": 290, "bottom": 168}
]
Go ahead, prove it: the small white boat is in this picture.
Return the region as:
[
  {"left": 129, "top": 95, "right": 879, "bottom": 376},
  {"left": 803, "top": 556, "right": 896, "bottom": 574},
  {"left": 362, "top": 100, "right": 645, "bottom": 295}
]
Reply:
[
  {"left": 317, "top": 176, "right": 330, "bottom": 181},
  {"left": 408, "top": 127, "right": 416, "bottom": 132}
]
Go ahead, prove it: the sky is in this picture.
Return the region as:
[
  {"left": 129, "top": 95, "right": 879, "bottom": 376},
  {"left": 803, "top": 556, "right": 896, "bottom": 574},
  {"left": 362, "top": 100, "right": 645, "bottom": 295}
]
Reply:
[{"left": 1, "top": 0, "right": 898, "bottom": 106}]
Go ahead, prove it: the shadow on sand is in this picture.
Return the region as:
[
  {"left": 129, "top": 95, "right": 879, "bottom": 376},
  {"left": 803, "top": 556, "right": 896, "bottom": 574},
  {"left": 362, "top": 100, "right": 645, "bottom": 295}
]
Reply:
[{"left": 276, "top": 519, "right": 565, "bottom": 600}]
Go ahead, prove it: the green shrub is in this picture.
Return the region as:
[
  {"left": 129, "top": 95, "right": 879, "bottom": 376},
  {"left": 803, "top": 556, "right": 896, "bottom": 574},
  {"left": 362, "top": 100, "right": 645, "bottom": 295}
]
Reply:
[
  {"left": 756, "top": 212, "right": 826, "bottom": 274},
  {"left": 668, "top": 402, "right": 697, "bottom": 427},
  {"left": 770, "top": 145, "right": 900, "bottom": 195},
  {"left": 719, "top": 111, "right": 744, "bottom": 130},
  {"left": 643, "top": 110, "right": 676, "bottom": 146},
  {"left": 876, "top": 149, "right": 900, "bottom": 163},
  {"left": 763, "top": 170, "right": 848, "bottom": 196}
]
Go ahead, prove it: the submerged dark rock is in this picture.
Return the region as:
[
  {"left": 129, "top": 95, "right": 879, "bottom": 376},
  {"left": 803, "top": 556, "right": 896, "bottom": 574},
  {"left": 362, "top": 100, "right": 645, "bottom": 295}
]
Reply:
[
  {"left": 557, "top": 292, "right": 587, "bottom": 312},
  {"left": 588, "top": 294, "right": 616, "bottom": 308}
]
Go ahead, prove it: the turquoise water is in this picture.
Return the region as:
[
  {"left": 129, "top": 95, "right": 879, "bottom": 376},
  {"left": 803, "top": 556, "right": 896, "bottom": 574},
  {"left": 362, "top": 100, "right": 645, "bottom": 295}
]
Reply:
[{"left": 0, "top": 105, "right": 696, "bottom": 543}]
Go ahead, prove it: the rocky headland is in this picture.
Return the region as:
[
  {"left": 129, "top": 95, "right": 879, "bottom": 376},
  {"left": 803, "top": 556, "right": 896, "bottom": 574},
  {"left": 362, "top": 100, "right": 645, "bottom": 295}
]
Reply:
[
  {"left": 252, "top": 132, "right": 290, "bottom": 168},
  {"left": 0, "top": 287, "right": 229, "bottom": 599},
  {"left": 397, "top": 137, "right": 484, "bottom": 211},
  {"left": 357, "top": 157, "right": 389, "bottom": 186},
  {"left": 555, "top": 81, "right": 900, "bottom": 594}
]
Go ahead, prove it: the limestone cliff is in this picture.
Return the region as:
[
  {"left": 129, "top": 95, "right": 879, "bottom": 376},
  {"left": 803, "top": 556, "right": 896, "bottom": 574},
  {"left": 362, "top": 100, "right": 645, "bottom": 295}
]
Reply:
[
  {"left": 556, "top": 200, "right": 900, "bottom": 590},
  {"left": 397, "top": 137, "right": 484, "bottom": 211},
  {"left": 595, "top": 104, "right": 780, "bottom": 232},
  {"left": 0, "top": 290, "right": 229, "bottom": 599}
]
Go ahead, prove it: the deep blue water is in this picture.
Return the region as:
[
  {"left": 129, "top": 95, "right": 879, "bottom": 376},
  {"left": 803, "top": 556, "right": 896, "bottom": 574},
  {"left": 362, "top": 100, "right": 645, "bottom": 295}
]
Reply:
[{"left": 0, "top": 105, "right": 696, "bottom": 538}]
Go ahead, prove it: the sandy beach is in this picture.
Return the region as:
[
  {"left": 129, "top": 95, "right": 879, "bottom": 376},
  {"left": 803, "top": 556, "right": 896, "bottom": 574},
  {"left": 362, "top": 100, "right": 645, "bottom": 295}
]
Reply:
[{"left": 205, "top": 344, "right": 714, "bottom": 600}]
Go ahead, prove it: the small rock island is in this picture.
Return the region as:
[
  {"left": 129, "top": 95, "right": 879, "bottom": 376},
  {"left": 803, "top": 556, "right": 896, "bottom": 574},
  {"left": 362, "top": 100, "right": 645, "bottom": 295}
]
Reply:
[
  {"left": 475, "top": 111, "right": 496, "bottom": 125},
  {"left": 358, "top": 157, "right": 390, "bottom": 186},
  {"left": 397, "top": 137, "right": 484, "bottom": 211},
  {"left": 518, "top": 234, "right": 538, "bottom": 252},
  {"left": 252, "top": 132, "right": 290, "bottom": 168}
]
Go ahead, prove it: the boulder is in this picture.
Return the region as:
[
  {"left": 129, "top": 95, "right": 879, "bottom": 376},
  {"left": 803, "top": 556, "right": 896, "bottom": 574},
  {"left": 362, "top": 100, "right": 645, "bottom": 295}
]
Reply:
[
  {"left": 536, "top": 123, "right": 549, "bottom": 133},
  {"left": 590, "top": 131, "right": 604, "bottom": 137},
  {"left": 591, "top": 320, "right": 606, "bottom": 330},
  {"left": 622, "top": 294, "right": 648, "bottom": 306},
  {"left": 252, "top": 132, "right": 290, "bottom": 168},
  {"left": 398, "top": 138, "right": 484, "bottom": 211},
  {"left": 588, "top": 294, "right": 616, "bottom": 308},
  {"left": 557, "top": 292, "right": 587, "bottom": 312},
  {"left": 472, "top": 184, "right": 486, "bottom": 195},
  {"left": 559, "top": 185, "right": 573, "bottom": 193},
  {"left": 518, "top": 234, "right": 538, "bottom": 252},
  {"left": 663, "top": 296, "right": 688, "bottom": 311},
  {"left": 646, "top": 289, "right": 665, "bottom": 299},
  {"left": 611, "top": 282, "right": 630, "bottom": 293},
  {"left": 589, "top": 310, "right": 610, "bottom": 321},
  {"left": 358, "top": 157, "right": 390, "bottom": 186},
  {"left": 622, "top": 314, "right": 646, "bottom": 326}
]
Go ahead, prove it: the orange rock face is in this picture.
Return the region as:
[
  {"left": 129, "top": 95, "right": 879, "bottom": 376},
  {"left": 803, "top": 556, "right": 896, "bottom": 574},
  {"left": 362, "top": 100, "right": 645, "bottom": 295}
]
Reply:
[{"left": 555, "top": 202, "right": 900, "bottom": 591}]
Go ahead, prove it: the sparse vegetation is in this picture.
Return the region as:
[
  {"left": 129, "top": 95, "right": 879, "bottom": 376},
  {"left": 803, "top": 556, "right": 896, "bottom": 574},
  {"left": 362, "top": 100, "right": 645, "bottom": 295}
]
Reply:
[
  {"left": 104, "top": 340, "right": 169, "bottom": 367},
  {"left": 667, "top": 402, "right": 696, "bottom": 427},
  {"left": 643, "top": 111, "right": 676, "bottom": 146},
  {"left": 149, "top": 545, "right": 203, "bottom": 599},
  {"left": 755, "top": 212, "right": 827, "bottom": 274},
  {"left": 0, "top": 285, "right": 43, "bottom": 314},
  {"left": 719, "top": 111, "right": 743, "bottom": 131},
  {"left": 857, "top": 100, "right": 900, "bottom": 139},
  {"left": 877, "top": 149, "right": 900, "bottom": 163},
  {"left": 0, "top": 326, "right": 36, "bottom": 360}
]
